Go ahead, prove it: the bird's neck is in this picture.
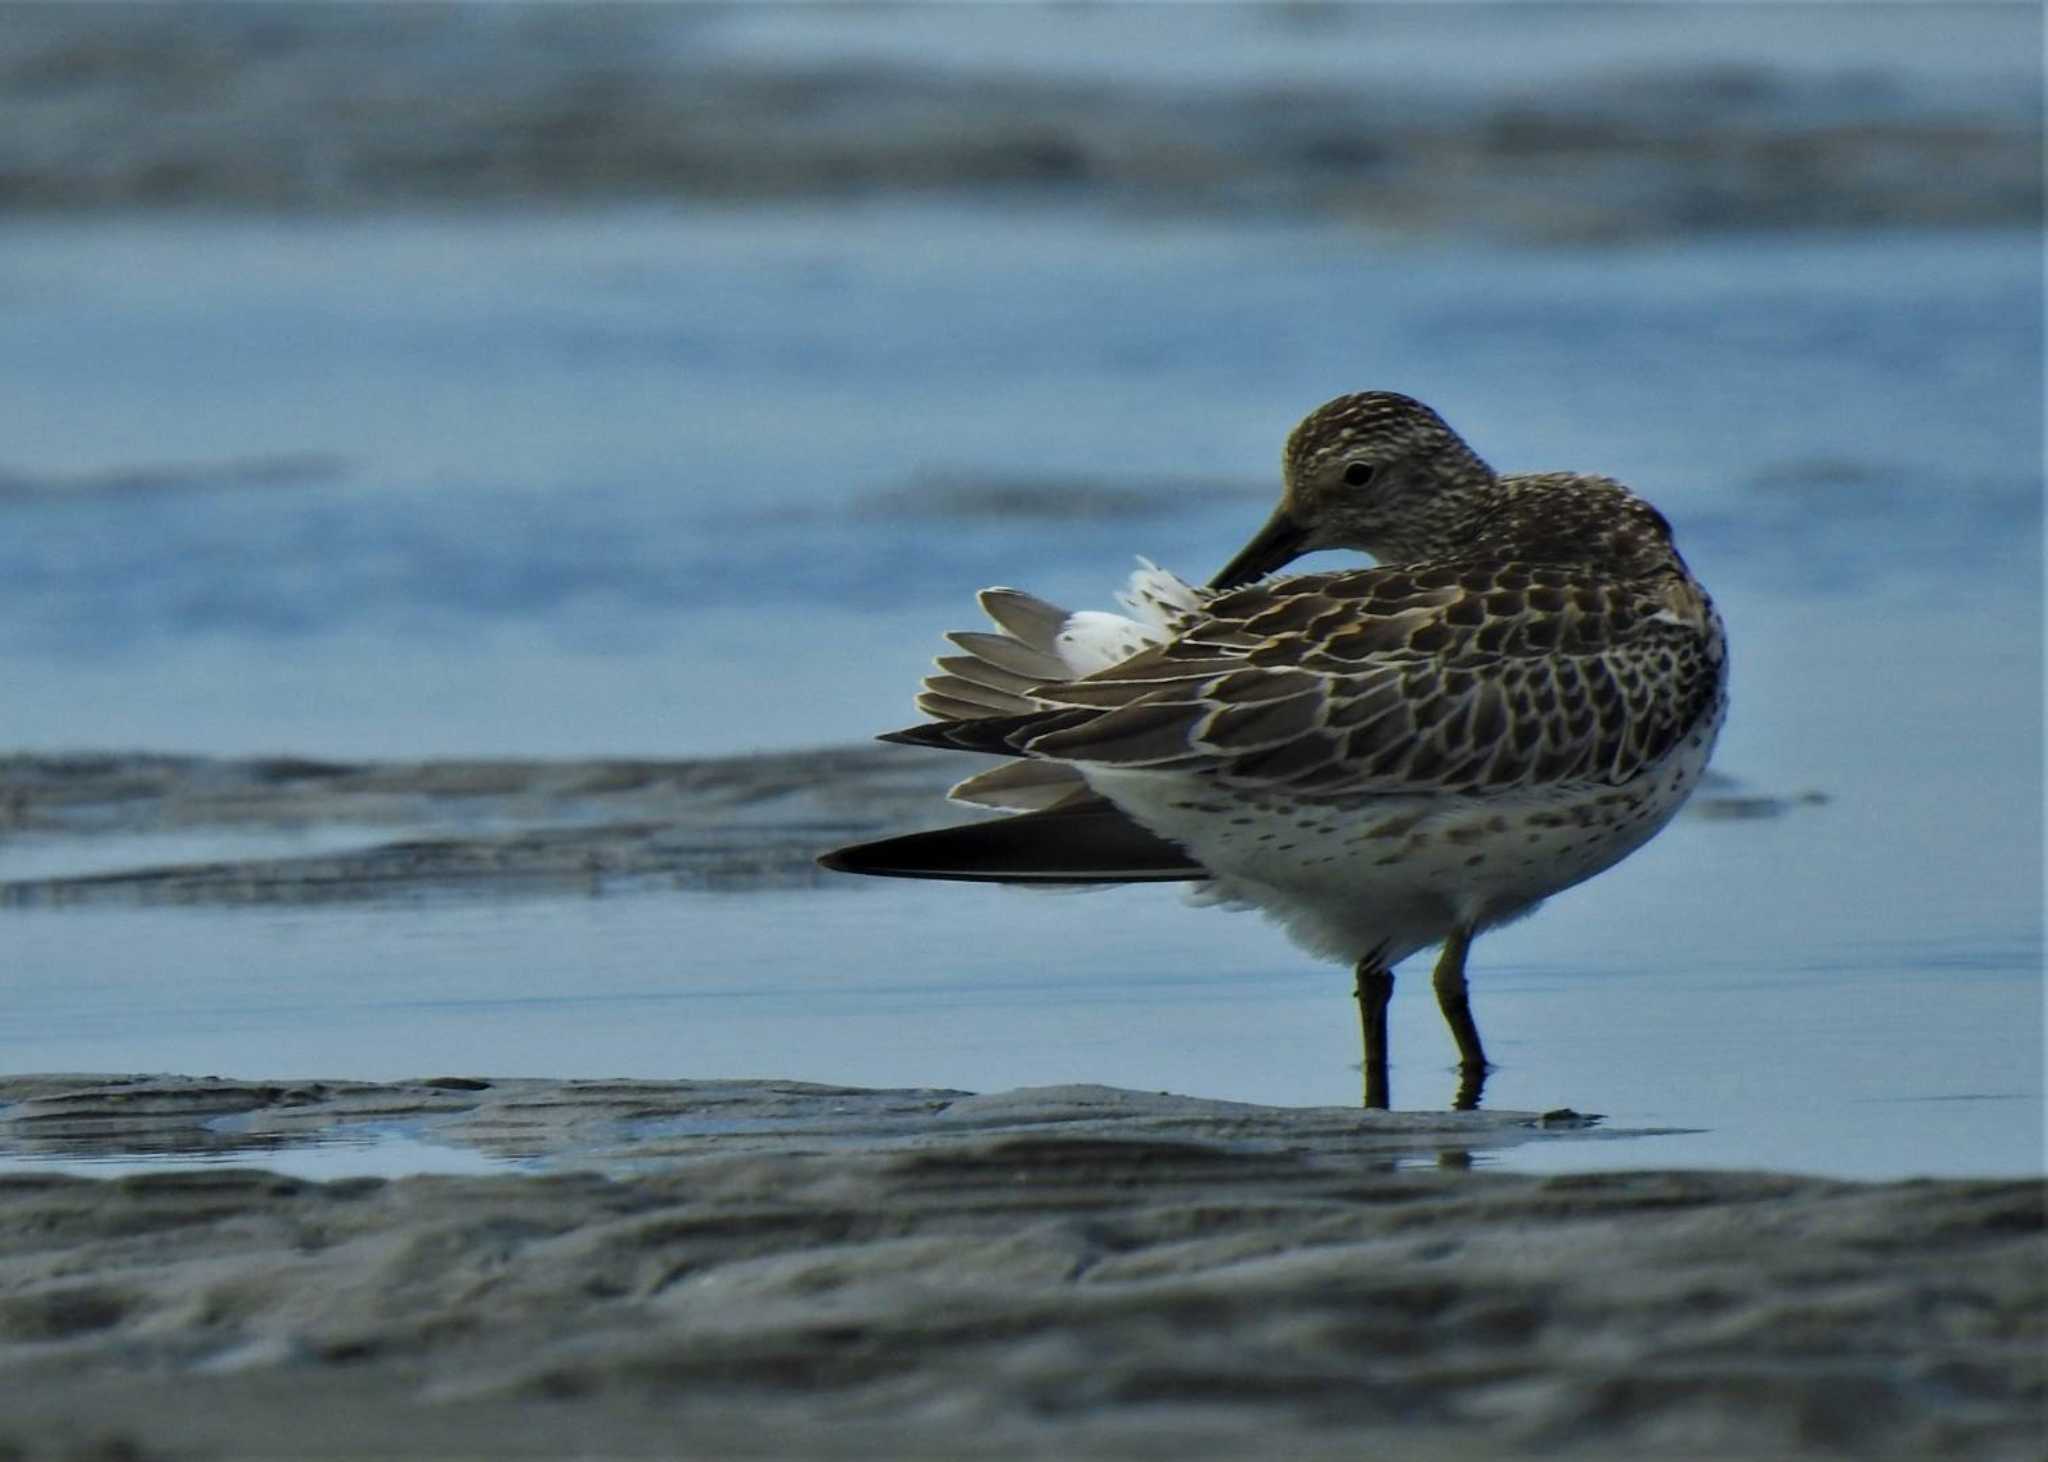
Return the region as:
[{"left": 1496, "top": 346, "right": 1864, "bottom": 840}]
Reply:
[{"left": 1450, "top": 473, "right": 1679, "bottom": 577}]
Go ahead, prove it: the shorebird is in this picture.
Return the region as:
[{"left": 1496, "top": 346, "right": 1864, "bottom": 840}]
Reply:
[{"left": 821, "top": 392, "right": 1727, "bottom": 1108}]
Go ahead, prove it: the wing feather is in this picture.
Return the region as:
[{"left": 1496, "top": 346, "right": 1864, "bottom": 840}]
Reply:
[
  {"left": 916, "top": 569, "right": 1216, "bottom": 724},
  {"left": 944, "top": 630, "right": 1067, "bottom": 683},
  {"left": 977, "top": 588, "right": 1069, "bottom": 652},
  {"left": 947, "top": 759, "right": 1090, "bottom": 811},
  {"left": 916, "top": 691, "right": 1005, "bottom": 722},
  {"left": 919, "top": 672, "right": 1037, "bottom": 717},
  {"left": 1002, "top": 561, "right": 1722, "bottom": 795},
  {"left": 935, "top": 653, "right": 1051, "bottom": 699}
]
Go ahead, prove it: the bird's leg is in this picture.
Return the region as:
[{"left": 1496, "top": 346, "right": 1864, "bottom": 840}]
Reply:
[
  {"left": 1452, "top": 1064, "right": 1486, "bottom": 1113},
  {"left": 1353, "top": 958, "right": 1394, "bottom": 1110},
  {"left": 1431, "top": 924, "right": 1490, "bottom": 1110}
]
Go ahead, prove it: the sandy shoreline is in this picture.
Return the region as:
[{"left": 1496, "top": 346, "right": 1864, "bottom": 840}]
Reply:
[{"left": 1, "top": 1075, "right": 2041, "bottom": 1461}]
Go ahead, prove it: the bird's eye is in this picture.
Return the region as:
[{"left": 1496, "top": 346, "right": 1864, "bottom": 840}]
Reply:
[{"left": 1342, "top": 462, "right": 1376, "bottom": 487}]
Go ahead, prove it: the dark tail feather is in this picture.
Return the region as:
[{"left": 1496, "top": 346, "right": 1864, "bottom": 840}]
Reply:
[
  {"left": 878, "top": 708, "right": 1095, "bottom": 758},
  {"left": 818, "top": 797, "right": 1207, "bottom": 884}
]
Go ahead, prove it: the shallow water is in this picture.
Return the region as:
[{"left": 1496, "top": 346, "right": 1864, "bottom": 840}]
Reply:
[
  {"left": 0, "top": 206, "right": 2038, "bottom": 1181},
  {"left": 0, "top": 211, "right": 2034, "bottom": 757},
  {"left": 0, "top": 798, "right": 2036, "bottom": 1182},
  {"left": 1, "top": 572, "right": 2038, "bottom": 1181}
]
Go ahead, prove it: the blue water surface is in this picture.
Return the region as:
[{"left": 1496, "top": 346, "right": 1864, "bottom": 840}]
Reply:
[{"left": 0, "top": 207, "right": 2037, "bottom": 1180}]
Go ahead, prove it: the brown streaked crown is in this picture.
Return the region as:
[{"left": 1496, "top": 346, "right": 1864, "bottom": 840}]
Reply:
[
  {"left": 1215, "top": 391, "right": 1690, "bottom": 591},
  {"left": 1281, "top": 392, "right": 1500, "bottom": 564}
]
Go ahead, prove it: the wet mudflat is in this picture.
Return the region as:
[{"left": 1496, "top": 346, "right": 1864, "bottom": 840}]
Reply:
[{"left": 0, "top": 1076, "right": 2040, "bottom": 1462}]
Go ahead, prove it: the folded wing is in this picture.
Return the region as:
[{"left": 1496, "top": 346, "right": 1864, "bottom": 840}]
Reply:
[{"left": 890, "top": 560, "right": 1724, "bottom": 798}]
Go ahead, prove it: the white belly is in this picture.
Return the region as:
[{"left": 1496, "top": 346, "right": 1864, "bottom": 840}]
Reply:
[{"left": 1084, "top": 702, "right": 1724, "bottom": 969}]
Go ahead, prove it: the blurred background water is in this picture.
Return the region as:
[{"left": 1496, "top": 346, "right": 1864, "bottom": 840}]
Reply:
[{"left": 0, "top": 3, "right": 2038, "bottom": 1179}]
